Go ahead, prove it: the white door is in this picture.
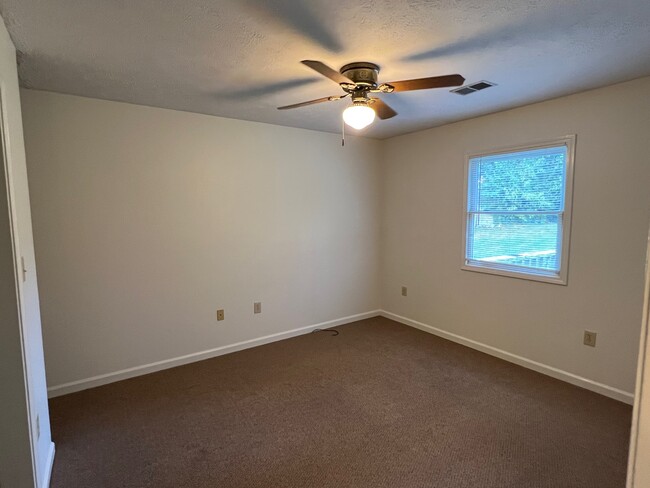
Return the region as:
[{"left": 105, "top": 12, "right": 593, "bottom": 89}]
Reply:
[{"left": 0, "top": 39, "right": 54, "bottom": 487}]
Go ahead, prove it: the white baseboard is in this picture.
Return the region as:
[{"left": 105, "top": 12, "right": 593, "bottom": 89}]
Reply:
[
  {"left": 48, "top": 310, "right": 382, "bottom": 398},
  {"left": 380, "top": 310, "right": 635, "bottom": 405},
  {"left": 40, "top": 442, "right": 55, "bottom": 488},
  {"left": 48, "top": 309, "right": 633, "bottom": 404}
]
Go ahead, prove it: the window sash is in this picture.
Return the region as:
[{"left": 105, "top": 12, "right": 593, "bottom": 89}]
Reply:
[
  {"left": 464, "top": 257, "right": 562, "bottom": 278},
  {"left": 466, "top": 210, "right": 564, "bottom": 273},
  {"left": 467, "top": 145, "right": 568, "bottom": 214}
]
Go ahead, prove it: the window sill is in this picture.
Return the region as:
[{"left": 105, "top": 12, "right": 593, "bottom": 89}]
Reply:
[{"left": 461, "top": 261, "right": 567, "bottom": 285}]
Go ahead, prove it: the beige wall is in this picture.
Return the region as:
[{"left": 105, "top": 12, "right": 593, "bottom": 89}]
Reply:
[
  {"left": 380, "top": 77, "right": 650, "bottom": 396},
  {"left": 21, "top": 78, "right": 650, "bottom": 405},
  {"left": 21, "top": 90, "right": 382, "bottom": 391},
  {"left": 0, "top": 15, "right": 52, "bottom": 488}
]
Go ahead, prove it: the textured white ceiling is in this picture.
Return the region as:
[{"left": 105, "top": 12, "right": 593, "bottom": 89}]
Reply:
[{"left": 1, "top": 0, "right": 650, "bottom": 138}]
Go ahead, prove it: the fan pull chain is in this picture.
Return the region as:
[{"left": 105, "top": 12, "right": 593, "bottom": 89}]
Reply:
[{"left": 341, "top": 118, "right": 345, "bottom": 147}]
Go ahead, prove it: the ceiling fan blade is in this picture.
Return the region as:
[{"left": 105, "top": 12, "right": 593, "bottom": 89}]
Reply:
[
  {"left": 301, "top": 60, "right": 354, "bottom": 86},
  {"left": 277, "top": 94, "right": 348, "bottom": 110},
  {"left": 371, "top": 98, "right": 398, "bottom": 120},
  {"left": 380, "top": 74, "right": 465, "bottom": 92}
]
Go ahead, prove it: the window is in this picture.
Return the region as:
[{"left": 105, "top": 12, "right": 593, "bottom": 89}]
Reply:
[{"left": 463, "top": 136, "right": 575, "bottom": 284}]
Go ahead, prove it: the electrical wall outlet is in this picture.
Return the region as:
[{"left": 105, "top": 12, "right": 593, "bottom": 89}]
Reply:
[
  {"left": 254, "top": 302, "right": 262, "bottom": 314},
  {"left": 216, "top": 309, "right": 225, "bottom": 321},
  {"left": 583, "top": 330, "right": 597, "bottom": 347},
  {"left": 401, "top": 286, "right": 408, "bottom": 297}
]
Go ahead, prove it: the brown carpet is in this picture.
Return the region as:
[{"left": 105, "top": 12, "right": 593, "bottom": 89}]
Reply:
[{"left": 49, "top": 317, "right": 631, "bottom": 488}]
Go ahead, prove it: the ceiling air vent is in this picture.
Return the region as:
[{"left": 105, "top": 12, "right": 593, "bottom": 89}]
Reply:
[{"left": 451, "top": 80, "right": 497, "bottom": 95}]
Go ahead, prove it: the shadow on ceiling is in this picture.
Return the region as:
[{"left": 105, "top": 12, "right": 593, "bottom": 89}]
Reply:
[
  {"left": 241, "top": 0, "right": 342, "bottom": 53},
  {"left": 214, "top": 77, "right": 321, "bottom": 99},
  {"left": 401, "top": 3, "right": 619, "bottom": 62}
]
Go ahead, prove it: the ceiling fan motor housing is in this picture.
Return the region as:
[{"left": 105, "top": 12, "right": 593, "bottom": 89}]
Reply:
[{"left": 339, "top": 62, "right": 379, "bottom": 88}]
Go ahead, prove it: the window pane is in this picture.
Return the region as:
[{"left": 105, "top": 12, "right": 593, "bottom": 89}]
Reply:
[
  {"left": 468, "top": 146, "right": 566, "bottom": 213},
  {"left": 467, "top": 213, "right": 560, "bottom": 271}
]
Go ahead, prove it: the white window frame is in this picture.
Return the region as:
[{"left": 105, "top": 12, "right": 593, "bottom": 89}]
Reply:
[{"left": 461, "top": 135, "right": 576, "bottom": 285}]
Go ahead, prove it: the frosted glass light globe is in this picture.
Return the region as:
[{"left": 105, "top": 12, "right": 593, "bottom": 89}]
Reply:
[{"left": 342, "top": 104, "right": 376, "bottom": 130}]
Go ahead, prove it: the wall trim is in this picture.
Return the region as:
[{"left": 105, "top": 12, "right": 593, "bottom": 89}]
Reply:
[
  {"left": 380, "top": 310, "right": 635, "bottom": 405},
  {"left": 48, "top": 310, "right": 382, "bottom": 398},
  {"left": 41, "top": 442, "right": 55, "bottom": 488}
]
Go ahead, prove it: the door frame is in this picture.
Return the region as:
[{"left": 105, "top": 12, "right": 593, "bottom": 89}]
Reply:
[
  {"left": 627, "top": 223, "right": 650, "bottom": 487},
  {"left": 0, "top": 74, "right": 39, "bottom": 485}
]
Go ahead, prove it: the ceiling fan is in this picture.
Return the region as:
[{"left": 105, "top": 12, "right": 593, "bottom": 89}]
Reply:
[{"left": 278, "top": 60, "right": 465, "bottom": 130}]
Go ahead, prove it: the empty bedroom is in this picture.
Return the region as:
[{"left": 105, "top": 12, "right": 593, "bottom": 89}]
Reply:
[{"left": 1, "top": 1, "right": 650, "bottom": 487}]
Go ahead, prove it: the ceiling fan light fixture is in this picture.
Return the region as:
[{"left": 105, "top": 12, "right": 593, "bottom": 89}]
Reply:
[{"left": 342, "top": 103, "right": 376, "bottom": 130}]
